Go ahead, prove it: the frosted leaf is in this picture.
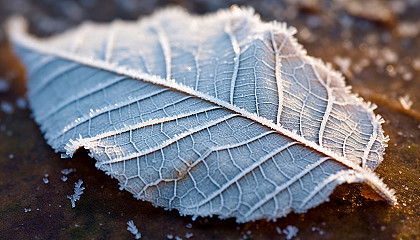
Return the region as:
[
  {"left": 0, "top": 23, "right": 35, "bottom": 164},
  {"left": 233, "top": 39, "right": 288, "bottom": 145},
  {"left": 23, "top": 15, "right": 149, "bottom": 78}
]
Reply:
[{"left": 7, "top": 7, "right": 396, "bottom": 222}]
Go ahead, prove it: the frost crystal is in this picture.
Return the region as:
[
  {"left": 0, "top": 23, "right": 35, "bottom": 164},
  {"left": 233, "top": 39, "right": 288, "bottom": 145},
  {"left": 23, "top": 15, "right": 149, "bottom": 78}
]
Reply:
[
  {"left": 185, "top": 232, "right": 193, "bottom": 239},
  {"left": 283, "top": 225, "right": 299, "bottom": 240},
  {"left": 67, "top": 179, "right": 85, "bottom": 208},
  {"left": 61, "top": 168, "right": 76, "bottom": 175},
  {"left": 127, "top": 220, "right": 142, "bottom": 239},
  {"left": 399, "top": 95, "right": 413, "bottom": 110}
]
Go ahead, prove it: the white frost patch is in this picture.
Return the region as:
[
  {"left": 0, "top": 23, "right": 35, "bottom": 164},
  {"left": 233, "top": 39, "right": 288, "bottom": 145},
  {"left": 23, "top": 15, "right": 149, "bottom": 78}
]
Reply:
[
  {"left": 24, "top": 208, "right": 31, "bottom": 212},
  {"left": 61, "top": 175, "right": 68, "bottom": 182},
  {"left": 399, "top": 95, "right": 413, "bottom": 110},
  {"left": 67, "top": 179, "right": 85, "bottom": 208},
  {"left": 127, "top": 220, "right": 142, "bottom": 239},
  {"left": 1, "top": 101, "right": 14, "bottom": 114}
]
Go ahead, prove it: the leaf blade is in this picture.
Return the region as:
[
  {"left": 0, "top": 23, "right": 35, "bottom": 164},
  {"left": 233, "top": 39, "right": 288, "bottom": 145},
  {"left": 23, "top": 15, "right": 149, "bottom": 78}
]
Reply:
[{"left": 7, "top": 7, "right": 396, "bottom": 222}]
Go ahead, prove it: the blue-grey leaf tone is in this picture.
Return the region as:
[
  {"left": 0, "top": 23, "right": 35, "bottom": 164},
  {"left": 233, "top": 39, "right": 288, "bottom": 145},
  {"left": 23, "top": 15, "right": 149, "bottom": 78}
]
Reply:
[{"left": 8, "top": 7, "right": 396, "bottom": 222}]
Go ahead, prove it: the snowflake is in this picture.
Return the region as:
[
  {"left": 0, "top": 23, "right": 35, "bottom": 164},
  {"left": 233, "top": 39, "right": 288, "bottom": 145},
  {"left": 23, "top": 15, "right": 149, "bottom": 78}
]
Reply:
[{"left": 67, "top": 179, "right": 85, "bottom": 208}]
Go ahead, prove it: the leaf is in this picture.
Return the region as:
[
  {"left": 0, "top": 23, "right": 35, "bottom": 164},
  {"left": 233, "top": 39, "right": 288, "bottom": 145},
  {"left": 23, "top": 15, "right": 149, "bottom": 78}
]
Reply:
[{"left": 7, "top": 7, "right": 396, "bottom": 222}]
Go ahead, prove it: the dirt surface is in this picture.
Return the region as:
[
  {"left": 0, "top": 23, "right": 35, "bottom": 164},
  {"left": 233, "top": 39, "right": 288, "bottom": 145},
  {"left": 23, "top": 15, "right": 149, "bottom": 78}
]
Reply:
[{"left": 0, "top": 0, "right": 419, "bottom": 239}]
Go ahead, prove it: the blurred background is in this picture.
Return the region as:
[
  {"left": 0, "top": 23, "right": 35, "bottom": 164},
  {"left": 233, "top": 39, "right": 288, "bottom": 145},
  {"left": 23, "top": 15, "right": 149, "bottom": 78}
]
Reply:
[{"left": 0, "top": 0, "right": 419, "bottom": 239}]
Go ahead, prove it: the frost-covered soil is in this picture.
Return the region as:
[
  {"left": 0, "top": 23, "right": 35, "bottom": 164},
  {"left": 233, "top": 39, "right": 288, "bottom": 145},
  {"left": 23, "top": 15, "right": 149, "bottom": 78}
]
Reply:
[{"left": 0, "top": 0, "right": 419, "bottom": 239}]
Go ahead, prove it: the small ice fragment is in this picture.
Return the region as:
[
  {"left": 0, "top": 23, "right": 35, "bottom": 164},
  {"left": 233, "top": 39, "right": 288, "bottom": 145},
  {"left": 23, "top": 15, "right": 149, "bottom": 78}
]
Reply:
[
  {"left": 61, "top": 176, "right": 68, "bottom": 182},
  {"left": 43, "top": 178, "right": 49, "bottom": 184},
  {"left": 9, "top": 154, "right": 14, "bottom": 159},
  {"left": 61, "top": 168, "right": 76, "bottom": 175},
  {"left": 15, "top": 97, "right": 27, "bottom": 109},
  {"left": 127, "top": 220, "right": 142, "bottom": 239},
  {"left": 185, "top": 233, "right": 193, "bottom": 239},
  {"left": 1, "top": 101, "right": 14, "bottom": 114},
  {"left": 24, "top": 208, "right": 31, "bottom": 212},
  {"left": 399, "top": 95, "right": 413, "bottom": 110},
  {"left": 382, "top": 48, "right": 398, "bottom": 63},
  {"left": 283, "top": 225, "right": 298, "bottom": 240}
]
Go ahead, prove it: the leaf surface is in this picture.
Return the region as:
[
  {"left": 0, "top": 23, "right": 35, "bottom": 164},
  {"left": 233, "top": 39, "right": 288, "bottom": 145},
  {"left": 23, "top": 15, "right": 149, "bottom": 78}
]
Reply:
[{"left": 7, "top": 7, "right": 396, "bottom": 222}]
